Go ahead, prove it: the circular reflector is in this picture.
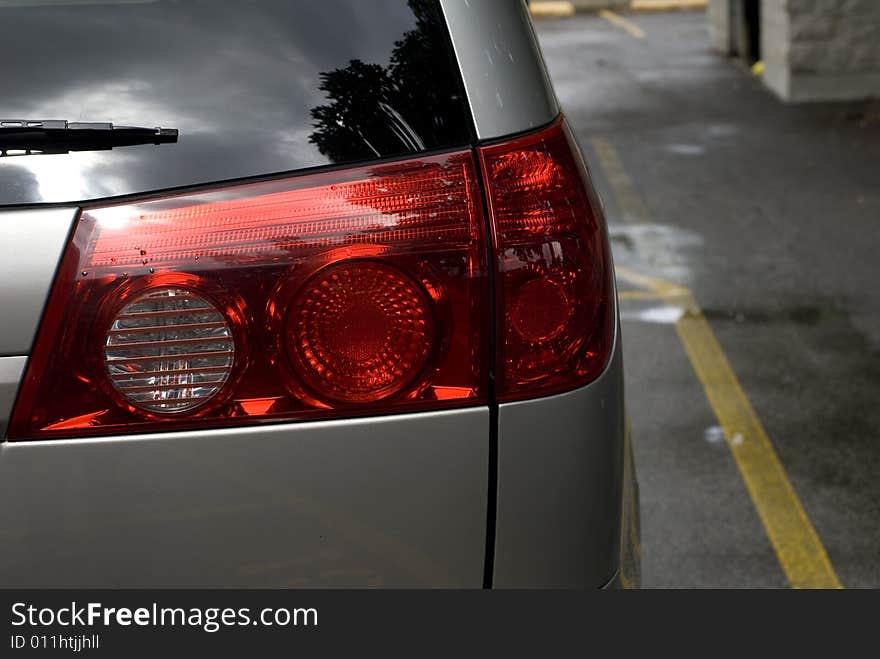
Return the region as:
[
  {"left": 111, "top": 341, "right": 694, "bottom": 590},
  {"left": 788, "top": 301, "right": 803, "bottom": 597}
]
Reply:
[
  {"left": 104, "top": 287, "right": 234, "bottom": 414},
  {"left": 286, "top": 261, "right": 434, "bottom": 403},
  {"left": 510, "top": 278, "right": 572, "bottom": 343}
]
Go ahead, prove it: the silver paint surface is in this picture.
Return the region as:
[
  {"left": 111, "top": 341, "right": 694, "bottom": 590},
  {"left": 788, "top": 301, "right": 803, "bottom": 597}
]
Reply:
[
  {"left": 493, "top": 328, "right": 626, "bottom": 588},
  {"left": 0, "top": 407, "right": 489, "bottom": 587},
  {"left": 439, "top": 0, "right": 559, "bottom": 139},
  {"left": 0, "top": 207, "right": 76, "bottom": 355},
  {"left": 0, "top": 356, "right": 26, "bottom": 437}
]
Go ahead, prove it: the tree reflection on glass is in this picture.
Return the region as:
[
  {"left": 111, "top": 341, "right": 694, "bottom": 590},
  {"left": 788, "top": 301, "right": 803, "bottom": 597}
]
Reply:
[{"left": 309, "top": 0, "right": 469, "bottom": 162}]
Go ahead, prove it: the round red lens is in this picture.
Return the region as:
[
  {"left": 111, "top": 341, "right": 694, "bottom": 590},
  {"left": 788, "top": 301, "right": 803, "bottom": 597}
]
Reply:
[
  {"left": 510, "top": 278, "right": 572, "bottom": 343},
  {"left": 285, "top": 261, "right": 434, "bottom": 403}
]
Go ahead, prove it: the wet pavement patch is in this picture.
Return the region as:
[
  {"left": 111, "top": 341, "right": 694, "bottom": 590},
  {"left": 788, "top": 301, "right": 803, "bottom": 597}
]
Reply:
[{"left": 699, "top": 304, "right": 843, "bottom": 326}]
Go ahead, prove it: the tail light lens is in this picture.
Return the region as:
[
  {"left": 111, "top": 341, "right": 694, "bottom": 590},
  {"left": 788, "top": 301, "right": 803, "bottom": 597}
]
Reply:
[
  {"left": 9, "top": 118, "right": 612, "bottom": 439},
  {"left": 9, "top": 152, "right": 488, "bottom": 438},
  {"left": 104, "top": 287, "right": 236, "bottom": 414},
  {"left": 478, "top": 120, "right": 614, "bottom": 401},
  {"left": 284, "top": 260, "right": 435, "bottom": 403}
]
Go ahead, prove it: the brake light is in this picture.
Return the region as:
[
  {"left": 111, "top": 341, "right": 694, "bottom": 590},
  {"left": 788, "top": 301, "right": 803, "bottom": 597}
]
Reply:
[
  {"left": 477, "top": 120, "right": 613, "bottom": 401},
  {"left": 9, "top": 152, "right": 488, "bottom": 438},
  {"left": 283, "top": 260, "right": 435, "bottom": 403},
  {"left": 9, "top": 118, "right": 613, "bottom": 439}
]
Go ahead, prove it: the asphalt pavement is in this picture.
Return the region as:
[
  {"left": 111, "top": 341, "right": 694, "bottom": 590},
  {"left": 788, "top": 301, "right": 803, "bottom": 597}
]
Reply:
[{"left": 533, "top": 9, "right": 880, "bottom": 587}]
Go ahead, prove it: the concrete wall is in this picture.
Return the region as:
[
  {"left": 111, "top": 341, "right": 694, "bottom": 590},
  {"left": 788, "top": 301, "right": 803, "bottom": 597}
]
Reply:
[
  {"left": 761, "top": 0, "right": 791, "bottom": 98},
  {"left": 708, "top": 0, "right": 733, "bottom": 53},
  {"left": 709, "top": 0, "right": 880, "bottom": 102},
  {"left": 776, "top": 0, "right": 880, "bottom": 101}
]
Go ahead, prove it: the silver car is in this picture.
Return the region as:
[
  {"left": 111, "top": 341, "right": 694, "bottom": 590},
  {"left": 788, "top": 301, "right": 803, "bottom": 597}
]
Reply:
[{"left": 0, "top": 0, "right": 638, "bottom": 588}]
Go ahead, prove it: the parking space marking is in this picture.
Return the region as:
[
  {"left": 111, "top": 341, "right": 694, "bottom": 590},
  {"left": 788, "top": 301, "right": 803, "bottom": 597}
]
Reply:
[
  {"left": 596, "top": 131, "right": 843, "bottom": 588},
  {"left": 528, "top": 1, "right": 576, "bottom": 18},
  {"left": 618, "top": 289, "right": 665, "bottom": 300},
  {"left": 591, "top": 137, "right": 651, "bottom": 223},
  {"left": 673, "top": 291, "right": 843, "bottom": 589},
  {"left": 598, "top": 10, "right": 646, "bottom": 40}
]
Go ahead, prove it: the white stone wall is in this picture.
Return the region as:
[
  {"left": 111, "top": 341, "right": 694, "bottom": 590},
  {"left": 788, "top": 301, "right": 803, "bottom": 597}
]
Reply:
[
  {"left": 782, "top": 0, "right": 880, "bottom": 101},
  {"left": 708, "top": 0, "right": 733, "bottom": 53},
  {"left": 711, "top": 0, "right": 880, "bottom": 101},
  {"left": 762, "top": 0, "right": 792, "bottom": 99}
]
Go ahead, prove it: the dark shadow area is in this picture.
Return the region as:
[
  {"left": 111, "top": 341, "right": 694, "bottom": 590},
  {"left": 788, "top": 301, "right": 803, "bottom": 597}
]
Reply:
[
  {"left": 733, "top": 0, "right": 761, "bottom": 63},
  {"left": 743, "top": 0, "right": 761, "bottom": 63}
]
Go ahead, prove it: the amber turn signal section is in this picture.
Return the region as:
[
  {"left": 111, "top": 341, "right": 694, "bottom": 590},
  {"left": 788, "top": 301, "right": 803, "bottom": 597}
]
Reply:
[
  {"left": 478, "top": 119, "right": 614, "bottom": 401},
  {"left": 9, "top": 151, "right": 488, "bottom": 439}
]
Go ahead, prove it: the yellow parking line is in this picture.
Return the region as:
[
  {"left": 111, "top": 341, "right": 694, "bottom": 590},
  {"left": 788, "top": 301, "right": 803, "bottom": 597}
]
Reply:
[
  {"left": 631, "top": 0, "right": 708, "bottom": 10},
  {"left": 601, "top": 136, "right": 842, "bottom": 587},
  {"left": 598, "top": 9, "right": 646, "bottom": 39},
  {"left": 529, "top": 1, "right": 576, "bottom": 18},
  {"left": 615, "top": 265, "right": 687, "bottom": 296},
  {"left": 618, "top": 289, "right": 665, "bottom": 300},
  {"left": 591, "top": 137, "right": 651, "bottom": 223},
  {"left": 673, "top": 293, "right": 842, "bottom": 589}
]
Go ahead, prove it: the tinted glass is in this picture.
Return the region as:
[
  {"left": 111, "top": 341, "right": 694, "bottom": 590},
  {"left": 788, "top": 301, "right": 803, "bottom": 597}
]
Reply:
[{"left": 0, "top": 0, "right": 472, "bottom": 205}]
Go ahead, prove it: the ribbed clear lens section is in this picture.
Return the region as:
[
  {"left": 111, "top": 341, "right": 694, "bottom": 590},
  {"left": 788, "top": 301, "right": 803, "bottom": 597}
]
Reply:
[{"left": 104, "top": 288, "right": 234, "bottom": 413}]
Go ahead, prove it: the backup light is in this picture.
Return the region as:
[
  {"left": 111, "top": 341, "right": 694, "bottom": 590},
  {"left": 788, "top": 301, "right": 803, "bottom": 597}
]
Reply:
[{"left": 104, "top": 287, "right": 235, "bottom": 414}]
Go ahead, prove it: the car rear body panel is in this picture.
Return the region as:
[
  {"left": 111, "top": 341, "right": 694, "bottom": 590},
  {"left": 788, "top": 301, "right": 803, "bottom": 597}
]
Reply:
[
  {"left": 494, "top": 330, "right": 625, "bottom": 588},
  {"left": 439, "top": 0, "right": 559, "bottom": 140},
  {"left": 0, "top": 357, "right": 27, "bottom": 438},
  {"left": 0, "top": 0, "right": 638, "bottom": 588},
  {"left": 0, "top": 407, "right": 489, "bottom": 587},
  {"left": 0, "top": 207, "right": 76, "bottom": 355}
]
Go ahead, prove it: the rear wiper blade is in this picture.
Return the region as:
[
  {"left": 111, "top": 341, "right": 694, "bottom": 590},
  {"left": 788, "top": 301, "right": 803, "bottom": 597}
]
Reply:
[{"left": 0, "top": 119, "right": 178, "bottom": 157}]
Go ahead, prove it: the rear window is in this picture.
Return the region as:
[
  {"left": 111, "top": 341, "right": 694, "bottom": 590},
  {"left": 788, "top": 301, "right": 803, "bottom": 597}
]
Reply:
[{"left": 0, "top": 0, "right": 472, "bottom": 205}]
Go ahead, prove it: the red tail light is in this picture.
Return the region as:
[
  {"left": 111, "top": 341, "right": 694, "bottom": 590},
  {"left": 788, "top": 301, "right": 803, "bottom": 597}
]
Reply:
[
  {"left": 477, "top": 120, "right": 614, "bottom": 401},
  {"left": 284, "top": 260, "right": 435, "bottom": 403},
  {"left": 9, "top": 118, "right": 612, "bottom": 439},
  {"left": 9, "top": 152, "right": 488, "bottom": 438}
]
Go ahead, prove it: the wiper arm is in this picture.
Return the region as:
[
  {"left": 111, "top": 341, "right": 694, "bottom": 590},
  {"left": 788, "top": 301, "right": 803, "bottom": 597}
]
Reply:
[{"left": 0, "top": 119, "right": 178, "bottom": 157}]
